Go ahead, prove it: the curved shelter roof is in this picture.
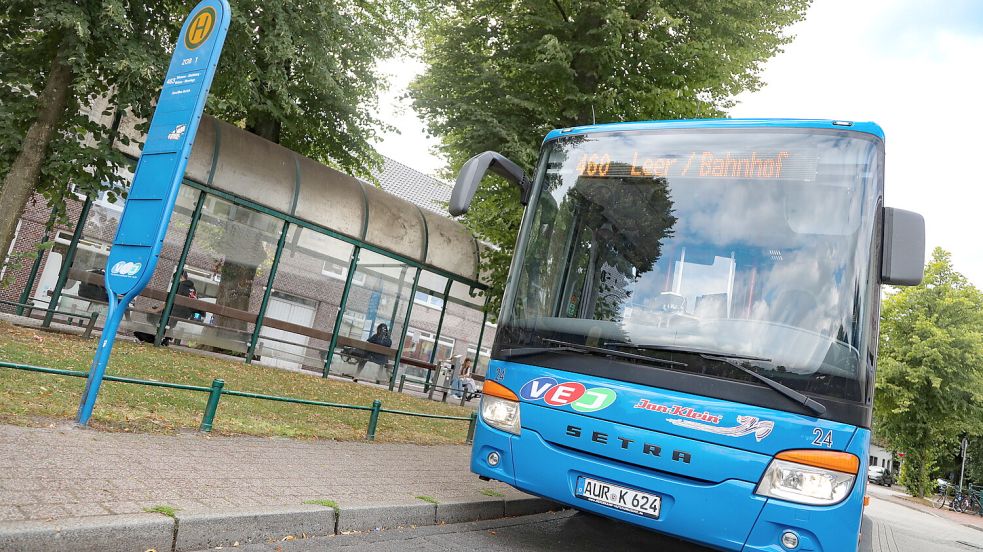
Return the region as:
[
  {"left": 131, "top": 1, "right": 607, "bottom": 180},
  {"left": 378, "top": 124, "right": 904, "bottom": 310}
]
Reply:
[{"left": 117, "top": 115, "right": 484, "bottom": 286}]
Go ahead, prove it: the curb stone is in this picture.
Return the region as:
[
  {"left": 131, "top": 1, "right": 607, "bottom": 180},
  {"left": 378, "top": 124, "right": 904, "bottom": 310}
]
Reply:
[
  {"left": 0, "top": 513, "right": 173, "bottom": 552},
  {"left": 505, "top": 496, "right": 562, "bottom": 517},
  {"left": 173, "top": 504, "right": 336, "bottom": 552},
  {"left": 0, "top": 497, "right": 565, "bottom": 551},
  {"left": 436, "top": 496, "right": 506, "bottom": 524},
  {"left": 336, "top": 502, "right": 437, "bottom": 533}
]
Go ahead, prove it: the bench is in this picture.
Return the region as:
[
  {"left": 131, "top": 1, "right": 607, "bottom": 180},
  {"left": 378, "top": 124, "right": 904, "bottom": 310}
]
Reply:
[{"left": 63, "top": 268, "right": 443, "bottom": 373}]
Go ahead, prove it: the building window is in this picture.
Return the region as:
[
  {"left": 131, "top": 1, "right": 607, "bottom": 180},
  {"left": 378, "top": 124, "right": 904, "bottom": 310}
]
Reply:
[
  {"left": 404, "top": 327, "right": 454, "bottom": 362},
  {"left": 203, "top": 195, "right": 232, "bottom": 219},
  {"left": 94, "top": 189, "right": 125, "bottom": 212},
  {"left": 414, "top": 290, "right": 444, "bottom": 310},
  {"left": 322, "top": 259, "right": 365, "bottom": 286},
  {"left": 467, "top": 346, "right": 492, "bottom": 374}
]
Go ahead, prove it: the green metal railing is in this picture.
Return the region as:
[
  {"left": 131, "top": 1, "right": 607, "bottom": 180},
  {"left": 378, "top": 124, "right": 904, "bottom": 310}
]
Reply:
[
  {"left": 0, "top": 299, "right": 100, "bottom": 338},
  {"left": 0, "top": 360, "right": 477, "bottom": 443}
]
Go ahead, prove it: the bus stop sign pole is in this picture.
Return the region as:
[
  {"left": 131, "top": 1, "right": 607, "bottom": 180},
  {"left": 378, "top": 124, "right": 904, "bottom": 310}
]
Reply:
[{"left": 76, "top": 0, "right": 231, "bottom": 426}]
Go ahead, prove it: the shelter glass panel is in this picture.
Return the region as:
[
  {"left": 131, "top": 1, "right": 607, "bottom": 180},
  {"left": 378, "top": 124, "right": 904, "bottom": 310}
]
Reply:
[
  {"left": 328, "top": 249, "right": 415, "bottom": 381},
  {"left": 44, "top": 169, "right": 130, "bottom": 317},
  {"left": 257, "top": 226, "right": 354, "bottom": 372},
  {"left": 398, "top": 271, "right": 450, "bottom": 382},
  {"left": 445, "top": 280, "right": 491, "bottom": 377},
  {"left": 176, "top": 195, "right": 282, "bottom": 357},
  {"left": 50, "top": 165, "right": 201, "bottom": 338}
]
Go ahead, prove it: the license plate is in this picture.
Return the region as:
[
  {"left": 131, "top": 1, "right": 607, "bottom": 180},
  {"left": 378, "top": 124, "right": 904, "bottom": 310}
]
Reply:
[{"left": 575, "top": 477, "right": 661, "bottom": 519}]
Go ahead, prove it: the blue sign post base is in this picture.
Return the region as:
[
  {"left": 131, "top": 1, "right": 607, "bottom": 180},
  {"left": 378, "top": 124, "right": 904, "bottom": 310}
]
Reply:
[
  {"left": 76, "top": 291, "right": 133, "bottom": 424},
  {"left": 75, "top": 0, "right": 230, "bottom": 426}
]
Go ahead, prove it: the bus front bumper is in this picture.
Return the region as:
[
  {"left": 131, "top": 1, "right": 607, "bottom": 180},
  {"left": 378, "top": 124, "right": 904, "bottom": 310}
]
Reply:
[{"left": 472, "top": 420, "right": 862, "bottom": 552}]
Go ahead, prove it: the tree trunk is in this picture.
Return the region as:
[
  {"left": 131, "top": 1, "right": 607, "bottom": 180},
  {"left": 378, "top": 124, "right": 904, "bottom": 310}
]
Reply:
[
  {"left": 207, "top": 112, "right": 279, "bottom": 349},
  {"left": 0, "top": 49, "right": 73, "bottom": 270}
]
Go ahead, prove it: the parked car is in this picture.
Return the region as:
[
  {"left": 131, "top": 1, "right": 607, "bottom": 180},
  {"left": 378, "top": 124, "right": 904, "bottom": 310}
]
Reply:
[{"left": 867, "top": 466, "right": 894, "bottom": 486}]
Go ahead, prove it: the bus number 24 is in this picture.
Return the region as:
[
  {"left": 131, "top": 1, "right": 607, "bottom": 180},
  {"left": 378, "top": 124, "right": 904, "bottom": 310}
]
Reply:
[{"left": 812, "top": 428, "right": 833, "bottom": 448}]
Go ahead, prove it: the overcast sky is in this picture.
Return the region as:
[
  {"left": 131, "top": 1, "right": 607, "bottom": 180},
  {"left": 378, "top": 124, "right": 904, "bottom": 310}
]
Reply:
[{"left": 374, "top": 0, "right": 983, "bottom": 285}]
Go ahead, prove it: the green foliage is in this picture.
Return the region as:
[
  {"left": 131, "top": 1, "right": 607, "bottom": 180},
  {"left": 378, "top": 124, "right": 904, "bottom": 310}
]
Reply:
[
  {"left": 0, "top": 240, "right": 54, "bottom": 289},
  {"left": 411, "top": 0, "right": 810, "bottom": 314},
  {"left": 966, "top": 437, "right": 983, "bottom": 484},
  {"left": 207, "top": 0, "right": 419, "bottom": 175},
  {"left": 415, "top": 495, "right": 438, "bottom": 504},
  {"left": 0, "top": 0, "right": 174, "bottom": 217},
  {"left": 874, "top": 248, "right": 983, "bottom": 497},
  {"left": 1, "top": 0, "right": 419, "bottom": 222}
]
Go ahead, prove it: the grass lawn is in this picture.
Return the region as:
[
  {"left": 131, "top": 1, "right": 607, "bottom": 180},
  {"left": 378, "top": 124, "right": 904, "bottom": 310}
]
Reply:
[{"left": 0, "top": 321, "right": 473, "bottom": 444}]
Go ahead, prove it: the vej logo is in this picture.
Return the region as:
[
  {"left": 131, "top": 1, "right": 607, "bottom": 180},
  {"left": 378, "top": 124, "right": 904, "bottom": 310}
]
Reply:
[
  {"left": 110, "top": 261, "right": 142, "bottom": 277},
  {"left": 519, "top": 377, "right": 616, "bottom": 413}
]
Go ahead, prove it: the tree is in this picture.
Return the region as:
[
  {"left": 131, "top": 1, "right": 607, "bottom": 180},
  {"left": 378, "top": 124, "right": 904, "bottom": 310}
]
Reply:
[
  {"left": 196, "top": 0, "right": 418, "bottom": 333},
  {"left": 410, "top": 0, "right": 810, "bottom": 315},
  {"left": 966, "top": 437, "right": 983, "bottom": 485},
  {"left": 2, "top": 1, "right": 416, "bottom": 333},
  {"left": 874, "top": 248, "right": 983, "bottom": 497},
  {"left": 207, "top": 0, "right": 417, "bottom": 172},
  {"left": 0, "top": 0, "right": 175, "bottom": 275}
]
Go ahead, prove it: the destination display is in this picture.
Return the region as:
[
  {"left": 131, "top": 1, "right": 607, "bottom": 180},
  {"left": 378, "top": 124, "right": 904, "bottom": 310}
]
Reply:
[{"left": 575, "top": 150, "right": 819, "bottom": 181}]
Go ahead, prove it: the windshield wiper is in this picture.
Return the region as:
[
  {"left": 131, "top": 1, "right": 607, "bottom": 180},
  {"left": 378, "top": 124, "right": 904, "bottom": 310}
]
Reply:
[
  {"left": 499, "top": 338, "right": 686, "bottom": 368},
  {"left": 603, "top": 342, "right": 826, "bottom": 417},
  {"left": 699, "top": 354, "right": 827, "bottom": 417}
]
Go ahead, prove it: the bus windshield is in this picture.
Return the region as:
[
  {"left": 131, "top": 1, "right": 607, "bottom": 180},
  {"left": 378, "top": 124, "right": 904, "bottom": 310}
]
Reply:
[{"left": 499, "top": 129, "right": 882, "bottom": 403}]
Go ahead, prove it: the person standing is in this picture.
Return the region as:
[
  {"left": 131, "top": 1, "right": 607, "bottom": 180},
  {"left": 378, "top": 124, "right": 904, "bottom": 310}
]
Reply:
[{"left": 354, "top": 323, "right": 391, "bottom": 383}]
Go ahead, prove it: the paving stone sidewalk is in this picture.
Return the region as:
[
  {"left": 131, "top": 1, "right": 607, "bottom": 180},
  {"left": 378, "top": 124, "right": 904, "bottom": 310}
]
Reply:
[{"left": 0, "top": 423, "right": 524, "bottom": 522}]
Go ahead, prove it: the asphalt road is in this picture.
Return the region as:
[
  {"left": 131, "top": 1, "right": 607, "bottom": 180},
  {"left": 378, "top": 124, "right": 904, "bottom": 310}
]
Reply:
[
  {"left": 862, "top": 484, "right": 983, "bottom": 552},
  {"left": 207, "top": 490, "right": 983, "bottom": 552}
]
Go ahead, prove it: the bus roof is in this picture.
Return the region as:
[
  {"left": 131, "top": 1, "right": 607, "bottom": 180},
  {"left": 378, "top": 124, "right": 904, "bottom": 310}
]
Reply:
[{"left": 543, "top": 118, "right": 885, "bottom": 143}]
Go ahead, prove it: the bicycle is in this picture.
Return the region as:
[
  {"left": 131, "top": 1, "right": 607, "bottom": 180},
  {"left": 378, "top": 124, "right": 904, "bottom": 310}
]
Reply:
[
  {"left": 956, "top": 485, "right": 983, "bottom": 516},
  {"left": 948, "top": 484, "right": 979, "bottom": 514},
  {"left": 935, "top": 483, "right": 953, "bottom": 509}
]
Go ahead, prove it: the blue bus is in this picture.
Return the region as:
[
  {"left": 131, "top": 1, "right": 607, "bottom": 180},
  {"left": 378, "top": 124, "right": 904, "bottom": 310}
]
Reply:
[{"left": 450, "top": 120, "right": 925, "bottom": 551}]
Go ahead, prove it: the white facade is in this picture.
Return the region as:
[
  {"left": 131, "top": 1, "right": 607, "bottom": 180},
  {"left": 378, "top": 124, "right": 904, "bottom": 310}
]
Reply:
[{"left": 869, "top": 444, "right": 896, "bottom": 472}]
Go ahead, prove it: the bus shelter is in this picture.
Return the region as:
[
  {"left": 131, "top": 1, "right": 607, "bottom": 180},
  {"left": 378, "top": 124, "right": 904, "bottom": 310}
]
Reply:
[{"left": 15, "top": 115, "right": 491, "bottom": 390}]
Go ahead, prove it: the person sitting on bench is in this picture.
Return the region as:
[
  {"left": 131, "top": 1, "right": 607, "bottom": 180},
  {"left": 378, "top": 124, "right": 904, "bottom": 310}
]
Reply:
[
  {"left": 453, "top": 357, "right": 477, "bottom": 399},
  {"left": 353, "top": 323, "right": 391, "bottom": 383}
]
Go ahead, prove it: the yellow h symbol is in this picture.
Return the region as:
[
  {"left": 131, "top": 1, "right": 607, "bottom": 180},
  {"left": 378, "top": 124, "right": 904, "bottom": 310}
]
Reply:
[{"left": 186, "top": 8, "right": 215, "bottom": 49}]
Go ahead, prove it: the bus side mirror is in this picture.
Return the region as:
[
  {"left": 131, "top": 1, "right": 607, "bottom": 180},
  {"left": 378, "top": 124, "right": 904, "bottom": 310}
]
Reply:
[
  {"left": 449, "top": 151, "right": 531, "bottom": 216},
  {"left": 881, "top": 207, "right": 925, "bottom": 286}
]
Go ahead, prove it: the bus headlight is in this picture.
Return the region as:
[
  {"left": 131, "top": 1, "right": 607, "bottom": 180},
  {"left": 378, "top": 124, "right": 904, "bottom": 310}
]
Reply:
[
  {"left": 479, "top": 380, "right": 521, "bottom": 435},
  {"left": 480, "top": 395, "right": 521, "bottom": 435},
  {"left": 756, "top": 450, "right": 859, "bottom": 506}
]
